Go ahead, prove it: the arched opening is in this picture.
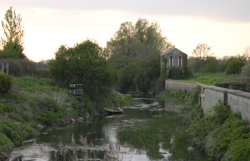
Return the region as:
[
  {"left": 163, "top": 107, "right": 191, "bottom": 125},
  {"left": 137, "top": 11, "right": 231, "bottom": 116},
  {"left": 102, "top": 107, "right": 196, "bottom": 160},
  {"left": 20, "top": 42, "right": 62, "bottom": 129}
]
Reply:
[
  {"left": 178, "top": 56, "right": 182, "bottom": 66},
  {"left": 170, "top": 56, "right": 173, "bottom": 66}
]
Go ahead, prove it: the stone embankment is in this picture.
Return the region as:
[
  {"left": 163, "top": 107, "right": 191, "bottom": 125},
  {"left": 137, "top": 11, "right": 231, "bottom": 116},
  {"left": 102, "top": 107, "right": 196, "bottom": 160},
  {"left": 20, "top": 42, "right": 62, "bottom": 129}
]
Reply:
[{"left": 165, "top": 80, "right": 250, "bottom": 123}]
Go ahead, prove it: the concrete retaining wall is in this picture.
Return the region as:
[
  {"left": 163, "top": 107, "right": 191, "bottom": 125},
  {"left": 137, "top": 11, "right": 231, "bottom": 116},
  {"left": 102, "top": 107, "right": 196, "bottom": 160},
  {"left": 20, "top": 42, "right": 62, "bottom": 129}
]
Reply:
[
  {"left": 165, "top": 80, "right": 197, "bottom": 93},
  {"left": 227, "top": 90, "right": 250, "bottom": 122},
  {"left": 165, "top": 80, "right": 250, "bottom": 123}
]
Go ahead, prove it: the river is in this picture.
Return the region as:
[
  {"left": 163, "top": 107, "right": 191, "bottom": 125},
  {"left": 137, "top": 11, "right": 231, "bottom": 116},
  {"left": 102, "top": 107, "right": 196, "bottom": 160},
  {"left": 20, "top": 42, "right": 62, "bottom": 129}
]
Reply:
[{"left": 9, "top": 94, "right": 202, "bottom": 161}]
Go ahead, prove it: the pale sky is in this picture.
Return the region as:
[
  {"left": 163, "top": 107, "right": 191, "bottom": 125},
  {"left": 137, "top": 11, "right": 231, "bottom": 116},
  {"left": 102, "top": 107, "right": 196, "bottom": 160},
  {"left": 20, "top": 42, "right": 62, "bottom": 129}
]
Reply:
[{"left": 0, "top": 0, "right": 250, "bottom": 62}]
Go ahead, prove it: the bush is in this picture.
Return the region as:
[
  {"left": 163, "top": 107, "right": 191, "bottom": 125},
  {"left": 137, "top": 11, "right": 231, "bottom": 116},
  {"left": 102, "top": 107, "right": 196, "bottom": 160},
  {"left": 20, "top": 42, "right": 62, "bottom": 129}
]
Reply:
[
  {"left": 211, "top": 113, "right": 249, "bottom": 160},
  {"left": 190, "top": 105, "right": 204, "bottom": 121},
  {"left": 241, "top": 63, "right": 250, "bottom": 79},
  {"left": 38, "top": 97, "right": 58, "bottom": 112},
  {"left": 10, "top": 115, "right": 26, "bottom": 123},
  {"left": 0, "top": 58, "right": 36, "bottom": 77},
  {"left": 213, "top": 102, "right": 231, "bottom": 124},
  {"left": 225, "top": 58, "right": 244, "bottom": 74},
  {"left": 191, "top": 102, "right": 250, "bottom": 160},
  {"left": 40, "top": 110, "right": 56, "bottom": 126},
  {"left": 35, "top": 69, "right": 50, "bottom": 77},
  {"left": 189, "top": 86, "right": 201, "bottom": 105},
  {"left": 0, "top": 132, "right": 12, "bottom": 153},
  {"left": 222, "top": 138, "right": 250, "bottom": 161},
  {"left": 0, "top": 72, "right": 12, "bottom": 93},
  {"left": 169, "top": 67, "right": 183, "bottom": 79},
  {"left": 0, "top": 121, "right": 33, "bottom": 144},
  {"left": 174, "top": 90, "right": 183, "bottom": 97},
  {"left": 81, "top": 93, "right": 95, "bottom": 113}
]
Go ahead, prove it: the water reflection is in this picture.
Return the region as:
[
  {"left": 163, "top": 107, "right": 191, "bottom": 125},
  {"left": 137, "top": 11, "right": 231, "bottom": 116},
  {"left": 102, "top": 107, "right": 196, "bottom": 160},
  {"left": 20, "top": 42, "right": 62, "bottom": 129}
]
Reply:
[{"left": 10, "top": 95, "right": 199, "bottom": 161}]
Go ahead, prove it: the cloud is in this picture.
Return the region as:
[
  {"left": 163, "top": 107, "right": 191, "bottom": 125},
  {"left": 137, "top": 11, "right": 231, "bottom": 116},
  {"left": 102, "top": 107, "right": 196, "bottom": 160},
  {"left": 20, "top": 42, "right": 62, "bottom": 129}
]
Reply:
[{"left": 2, "top": 0, "right": 250, "bottom": 23}]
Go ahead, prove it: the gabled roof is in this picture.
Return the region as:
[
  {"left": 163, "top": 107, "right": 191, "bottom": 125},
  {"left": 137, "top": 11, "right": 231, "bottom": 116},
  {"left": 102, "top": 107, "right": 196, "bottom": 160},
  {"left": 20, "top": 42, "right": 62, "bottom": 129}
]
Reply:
[{"left": 161, "top": 48, "right": 186, "bottom": 56}]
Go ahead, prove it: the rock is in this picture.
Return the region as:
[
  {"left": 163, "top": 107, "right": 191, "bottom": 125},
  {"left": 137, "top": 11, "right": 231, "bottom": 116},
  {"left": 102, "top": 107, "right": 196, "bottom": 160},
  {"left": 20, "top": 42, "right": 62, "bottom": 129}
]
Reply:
[
  {"left": 71, "top": 118, "right": 75, "bottom": 123},
  {"left": 78, "top": 117, "right": 83, "bottom": 122},
  {"left": 85, "top": 113, "right": 90, "bottom": 119},
  {"left": 38, "top": 124, "right": 44, "bottom": 129}
]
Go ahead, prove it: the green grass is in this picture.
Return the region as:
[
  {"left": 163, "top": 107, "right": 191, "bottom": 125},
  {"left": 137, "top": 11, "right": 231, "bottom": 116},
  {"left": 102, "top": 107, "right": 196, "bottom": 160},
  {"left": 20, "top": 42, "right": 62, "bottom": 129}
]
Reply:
[
  {"left": 0, "top": 77, "right": 86, "bottom": 159},
  {"left": 179, "top": 73, "right": 239, "bottom": 85}
]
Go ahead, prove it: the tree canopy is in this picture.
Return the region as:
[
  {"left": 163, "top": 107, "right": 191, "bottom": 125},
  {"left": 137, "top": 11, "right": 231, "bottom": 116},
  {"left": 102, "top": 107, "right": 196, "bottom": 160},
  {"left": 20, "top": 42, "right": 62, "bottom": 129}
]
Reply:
[
  {"left": 192, "top": 43, "right": 213, "bottom": 60},
  {"left": 0, "top": 6, "right": 25, "bottom": 59},
  {"left": 106, "top": 19, "right": 174, "bottom": 59},
  {"left": 49, "top": 40, "right": 118, "bottom": 107}
]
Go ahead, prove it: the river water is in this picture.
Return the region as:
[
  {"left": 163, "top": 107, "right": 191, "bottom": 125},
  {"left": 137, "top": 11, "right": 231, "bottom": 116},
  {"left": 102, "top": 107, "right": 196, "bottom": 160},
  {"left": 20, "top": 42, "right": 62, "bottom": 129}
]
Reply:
[{"left": 10, "top": 94, "right": 202, "bottom": 161}]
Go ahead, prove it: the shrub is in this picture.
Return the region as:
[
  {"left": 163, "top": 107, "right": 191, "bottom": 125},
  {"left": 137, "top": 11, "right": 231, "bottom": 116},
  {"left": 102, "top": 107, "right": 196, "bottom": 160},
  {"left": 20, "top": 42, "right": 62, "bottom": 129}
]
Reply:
[
  {"left": 35, "top": 69, "right": 50, "bottom": 77},
  {"left": 222, "top": 138, "right": 250, "bottom": 161},
  {"left": 213, "top": 102, "right": 231, "bottom": 124},
  {"left": 81, "top": 93, "right": 95, "bottom": 113},
  {"left": 0, "top": 58, "right": 36, "bottom": 77},
  {"left": 0, "top": 132, "right": 12, "bottom": 153},
  {"left": 188, "top": 86, "right": 201, "bottom": 105},
  {"left": 211, "top": 113, "right": 249, "bottom": 160},
  {"left": 39, "top": 97, "right": 58, "bottom": 112},
  {"left": 169, "top": 67, "right": 183, "bottom": 79},
  {"left": 174, "top": 90, "right": 183, "bottom": 97},
  {"left": 40, "top": 110, "right": 56, "bottom": 126},
  {"left": 0, "top": 72, "right": 12, "bottom": 93},
  {"left": 10, "top": 115, "right": 26, "bottom": 123},
  {"left": 225, "top": 58, "right": 244, "bottom": 74},
  {"left": 241, "top": 63, "right": 250, "bottom": 79},
  {"left": 190, "top": 105, "right": 204, "bottom": 121}
]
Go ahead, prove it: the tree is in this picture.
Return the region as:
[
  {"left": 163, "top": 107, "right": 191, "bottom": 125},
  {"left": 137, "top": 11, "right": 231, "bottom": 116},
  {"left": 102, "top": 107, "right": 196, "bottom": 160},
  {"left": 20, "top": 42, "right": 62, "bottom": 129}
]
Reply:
[
  {"left": 106, "top": 19, "right": 174, "bottom": 59},
  {"left": 241, "top": 63, "right": 250, "bottom": 79},
  {"left": 133, "top": 53, "right": 161, "bottom": 93},
  {"left": 192, "top": 43, "right": 213, "bottom": 71},
  {"left": 202, "top": 56, "right": 219, "bottom": 73},
  {"left": 0, "top": 6, "right": 25, "bottom": 59},
  {"left": 192, "top": 43, "right": 213, "bottom": 60},
  {"left": 225, "top": 58, "right": 243, "bottom": 74},
  {"left": 49, "top": 40, "right": 118, "bottom": 108}
]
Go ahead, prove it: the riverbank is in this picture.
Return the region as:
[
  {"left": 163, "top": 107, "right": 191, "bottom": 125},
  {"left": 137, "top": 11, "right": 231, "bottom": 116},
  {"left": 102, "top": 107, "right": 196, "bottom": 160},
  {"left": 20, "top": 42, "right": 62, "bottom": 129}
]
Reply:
[
  {"left": 0, "top": 77, "right": 131, "bottom": 160},
  {"left": 157, "top": 88, "right": 250, "bottom": 160}
]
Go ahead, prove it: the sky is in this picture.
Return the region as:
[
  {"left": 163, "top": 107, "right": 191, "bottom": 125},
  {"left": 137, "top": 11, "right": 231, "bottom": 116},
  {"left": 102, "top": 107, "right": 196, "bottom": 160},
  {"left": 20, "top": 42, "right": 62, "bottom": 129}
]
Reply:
[{"left": 0, "top": 0, "right": 250, "bottom": 62}]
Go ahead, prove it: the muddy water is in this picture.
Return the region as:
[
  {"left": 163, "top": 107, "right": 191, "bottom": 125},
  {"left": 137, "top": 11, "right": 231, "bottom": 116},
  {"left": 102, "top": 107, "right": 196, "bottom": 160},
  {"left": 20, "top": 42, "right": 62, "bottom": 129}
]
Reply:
[{"left": 10, "top": 94, "right": 200, "bottom": 161}]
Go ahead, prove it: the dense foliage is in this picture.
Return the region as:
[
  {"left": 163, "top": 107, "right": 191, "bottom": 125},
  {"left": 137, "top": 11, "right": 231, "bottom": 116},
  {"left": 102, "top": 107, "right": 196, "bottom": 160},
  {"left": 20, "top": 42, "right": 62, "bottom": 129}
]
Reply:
[
  {"left": 191, "top": 103, "right": 250, "bottom": 160},
  {"left": 106, "top": 19, "right": 174, "bottom": 59},
  {"left": 49, "top": 40, "right": 118, "bottom": 108},
  {"left": 189, "top": 44, "right": 249, "bottom": 75},
  {"left": 0, "top": 71, "right": 12, "bottom": 93},
  {"left": 107, "top": 19, "right": 175, "bottom": 93},
  {"left": 0, "top": 58, "right": 36, "bottom": 77},
  {"left": 225, "top": 58, "right": 244, "bottom": 74}
]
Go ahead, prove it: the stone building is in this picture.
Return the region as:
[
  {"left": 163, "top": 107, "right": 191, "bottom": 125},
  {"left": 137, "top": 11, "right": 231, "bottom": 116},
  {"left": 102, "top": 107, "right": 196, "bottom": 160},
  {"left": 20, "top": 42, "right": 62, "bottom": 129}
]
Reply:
[{"left": 160, "top": 48, "right": 187, "bottom": 77}]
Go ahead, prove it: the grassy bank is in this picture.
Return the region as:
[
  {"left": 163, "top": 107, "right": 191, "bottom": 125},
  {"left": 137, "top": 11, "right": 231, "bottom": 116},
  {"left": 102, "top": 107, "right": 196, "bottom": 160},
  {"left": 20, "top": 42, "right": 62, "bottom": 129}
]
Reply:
[
  {"left": 0, "top": 77, "right": 131, "bottom": 160},
  {"left": 178, "top": 73, "right": 239, "bottom": 85}
]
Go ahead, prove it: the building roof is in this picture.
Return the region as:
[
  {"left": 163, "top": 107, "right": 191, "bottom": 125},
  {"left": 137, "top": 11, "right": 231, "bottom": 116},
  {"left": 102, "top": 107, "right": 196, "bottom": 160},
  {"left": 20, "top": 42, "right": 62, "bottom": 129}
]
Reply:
[{"left": 161, "top": 48, "right": 186, "bottom": 56}]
